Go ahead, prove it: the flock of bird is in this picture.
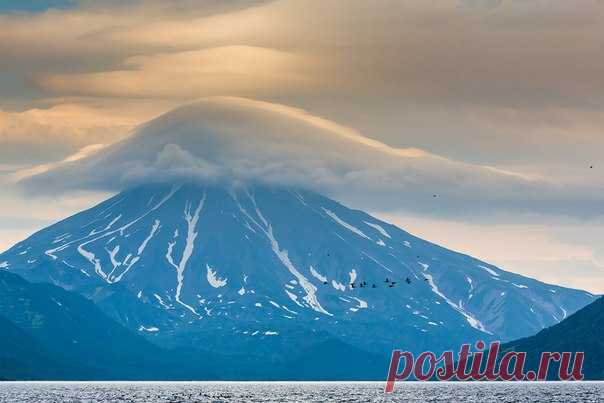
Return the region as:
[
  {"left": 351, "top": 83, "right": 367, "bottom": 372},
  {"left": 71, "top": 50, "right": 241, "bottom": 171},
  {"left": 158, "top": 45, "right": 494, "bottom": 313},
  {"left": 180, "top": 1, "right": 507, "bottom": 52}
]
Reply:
[
  {"left": 319, "top": 275, "right": 429, "bottom": 289},
  {"left": 320, "top": 252, "right": 432, "bottom": 290},
  {"left": 320, "top": 251, "right": 434, "bottom": 290}
]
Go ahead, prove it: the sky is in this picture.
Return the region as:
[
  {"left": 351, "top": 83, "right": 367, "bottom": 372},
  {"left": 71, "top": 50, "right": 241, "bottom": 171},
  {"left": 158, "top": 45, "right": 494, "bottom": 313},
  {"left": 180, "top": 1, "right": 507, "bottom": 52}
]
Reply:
[{"left": 1, "top": 0, "right": 603, "bottom": 293}]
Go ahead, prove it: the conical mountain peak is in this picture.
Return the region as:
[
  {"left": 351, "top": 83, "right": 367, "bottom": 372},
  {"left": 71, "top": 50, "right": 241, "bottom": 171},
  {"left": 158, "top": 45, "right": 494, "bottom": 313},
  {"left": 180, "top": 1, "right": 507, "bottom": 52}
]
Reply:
[{"left": 1, "top": 182, "right": 595, "bottom": 356}]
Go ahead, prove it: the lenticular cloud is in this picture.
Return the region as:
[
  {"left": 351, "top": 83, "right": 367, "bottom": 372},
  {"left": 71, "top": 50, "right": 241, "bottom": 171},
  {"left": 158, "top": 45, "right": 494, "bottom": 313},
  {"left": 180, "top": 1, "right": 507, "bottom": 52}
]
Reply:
[
  {"left": 18, "top": 96, "right": 436, "bottom": 191},
  {"left": 19, "top": 97, "right": 604, "bottom": 219}
]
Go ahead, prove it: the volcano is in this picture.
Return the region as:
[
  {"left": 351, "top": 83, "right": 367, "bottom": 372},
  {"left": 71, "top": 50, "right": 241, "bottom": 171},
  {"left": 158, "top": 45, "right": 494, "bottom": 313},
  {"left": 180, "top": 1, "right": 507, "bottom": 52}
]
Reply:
[
  {"left": 0, "top": 98, "right": 595, "bottom": 359},
  {"left": 1, "top": 183, "right": 594, "bottom": 357}
]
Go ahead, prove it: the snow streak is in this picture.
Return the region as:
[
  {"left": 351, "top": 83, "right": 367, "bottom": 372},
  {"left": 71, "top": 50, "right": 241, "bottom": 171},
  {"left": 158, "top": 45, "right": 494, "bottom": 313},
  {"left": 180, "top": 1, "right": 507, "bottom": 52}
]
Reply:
[
  {"left": 237, "top": 191, "right": 332, "bottom": 316},
  {"left": 421, "top": 262, "right": 490, "bottom": 334},
  {"left": 166, "top": 195, "right": 206, "bottom": 315},
  {"left": 322, "top": 208, "right": 371, "bottom": 240}
]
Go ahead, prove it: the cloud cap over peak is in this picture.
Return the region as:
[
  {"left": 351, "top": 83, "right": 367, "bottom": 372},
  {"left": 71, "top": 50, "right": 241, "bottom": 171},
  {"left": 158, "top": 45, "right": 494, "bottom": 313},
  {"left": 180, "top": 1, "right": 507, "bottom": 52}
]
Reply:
[{"left": 19, "top": 97, "right": 604, "bottom": 220}]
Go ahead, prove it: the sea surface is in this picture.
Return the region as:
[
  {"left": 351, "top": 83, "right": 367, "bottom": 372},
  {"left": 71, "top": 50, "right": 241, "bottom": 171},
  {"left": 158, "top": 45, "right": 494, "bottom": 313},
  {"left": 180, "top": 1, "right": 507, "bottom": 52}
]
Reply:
[{"left": 0, "top": 381, "right": 602, "bottom": 402}]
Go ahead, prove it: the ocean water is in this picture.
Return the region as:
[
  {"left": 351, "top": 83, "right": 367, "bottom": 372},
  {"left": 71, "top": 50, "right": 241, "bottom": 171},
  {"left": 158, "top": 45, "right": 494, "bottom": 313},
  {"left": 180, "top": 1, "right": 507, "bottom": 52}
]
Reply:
[{"left": 0, "top": 381, "right": 602, "bottom": 402}]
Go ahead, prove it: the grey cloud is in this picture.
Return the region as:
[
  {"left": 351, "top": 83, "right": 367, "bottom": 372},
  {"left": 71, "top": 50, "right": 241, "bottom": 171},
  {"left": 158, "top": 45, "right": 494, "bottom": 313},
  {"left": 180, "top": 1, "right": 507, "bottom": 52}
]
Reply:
[{"left": 3, "top": 0, "right": 604, "bottom": 109}]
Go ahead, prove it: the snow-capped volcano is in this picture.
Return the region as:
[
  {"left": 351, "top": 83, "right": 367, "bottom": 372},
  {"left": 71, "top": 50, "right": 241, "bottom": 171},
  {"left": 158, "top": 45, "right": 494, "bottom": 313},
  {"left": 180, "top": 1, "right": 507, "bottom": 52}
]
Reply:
[
  {"left": 1, "top": 183, "right": 595, "bottom": 356},
  {"left": 2, "top": 98, "right": 596, "bottom": 357}
]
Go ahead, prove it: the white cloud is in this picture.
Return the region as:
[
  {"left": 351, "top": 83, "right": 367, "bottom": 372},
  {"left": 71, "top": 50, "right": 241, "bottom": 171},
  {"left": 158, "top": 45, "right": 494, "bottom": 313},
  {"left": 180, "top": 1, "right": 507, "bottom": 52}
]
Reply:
[
  {"left": 19, "top": 97, "right": 604, "bottom": 221},
  {"left": 11, "top": 143, "right": 106, "bottom": 182}
]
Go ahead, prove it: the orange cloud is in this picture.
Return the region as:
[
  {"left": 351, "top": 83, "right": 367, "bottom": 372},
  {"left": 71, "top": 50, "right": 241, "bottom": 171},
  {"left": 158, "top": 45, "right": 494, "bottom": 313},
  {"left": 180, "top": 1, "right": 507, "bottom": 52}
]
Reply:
[{"left": 41, "top": 46, "right": 312, "bottom": 98}]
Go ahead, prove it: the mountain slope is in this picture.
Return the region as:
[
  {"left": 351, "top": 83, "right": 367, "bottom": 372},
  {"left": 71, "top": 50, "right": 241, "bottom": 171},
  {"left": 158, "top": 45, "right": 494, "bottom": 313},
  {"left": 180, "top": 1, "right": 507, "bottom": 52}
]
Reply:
[
  {"left": 1, "top": 184, "right": 595, "bottom": 359},
  {"left": 0, "top": 314, "right": 62, "bottom": 380},
  {"left": 501, "top": 296, "right": 604, "bottom": 380},
  {"left": 0, "top": 270, "right": 394, "bottom": 380},
  {"left": 0, "top": 270, "right": 175, "bottom": 379}
]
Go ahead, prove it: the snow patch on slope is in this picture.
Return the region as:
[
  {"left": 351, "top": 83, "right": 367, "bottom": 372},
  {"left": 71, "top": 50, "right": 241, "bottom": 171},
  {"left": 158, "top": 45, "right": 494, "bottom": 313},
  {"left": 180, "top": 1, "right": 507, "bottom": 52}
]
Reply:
[
  {"left": 332, "top": 280, "right": 346, "bottom": 292},
  {"left": 48, "top": 185, "right": 179, "bottom": 280},
  {"left": 349, "top": 269, "right": 357, "bottom": 286},
  {"left": 351, "top": 297, "right": 368, "bottom": 310},
  {"left": 285, "top": 290, "right": 304, "bottom": 307},
  {"left": 478, "top": 265, "right": 499, "bottom": 277},
  {"left": 364, "top": 221, "right": 391, "bottom": 238},
  {"left": 322, "top": 208, "right": 371, "bottom": 240},
  {"left": 237, "top": 192, "right": 332, "bottom": 316},
  {"left": 165, "top": 195, "right": 206, "bottom": 315},
  {"left": 206, "top": 264, "right": 228, "bottom": 288},
  {"left": 310, "top": 266, "right": 327, "bottom": 283},
  {"left": 138, "top": 220, "right": 160, "bottom": 255},
  {"left": 421, "top": 263, "right": 490, "bottom": 334},
  {"left": 139, "top": 325, "right": 159, "bottom": 332}
]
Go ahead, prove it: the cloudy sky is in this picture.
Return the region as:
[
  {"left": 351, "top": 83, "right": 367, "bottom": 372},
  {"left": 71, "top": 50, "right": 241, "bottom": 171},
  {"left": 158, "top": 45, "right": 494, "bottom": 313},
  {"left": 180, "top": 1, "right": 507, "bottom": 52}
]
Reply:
[{"left": 1, "top": 0, "right": 603, "bottom": 292}]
